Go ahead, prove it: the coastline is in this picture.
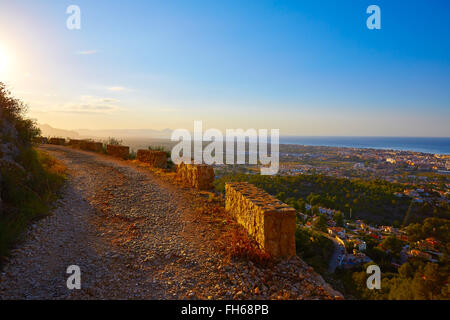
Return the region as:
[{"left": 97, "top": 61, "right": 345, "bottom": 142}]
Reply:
[{"left": 280, "top": 136, "right": 450, "bottom": 155}]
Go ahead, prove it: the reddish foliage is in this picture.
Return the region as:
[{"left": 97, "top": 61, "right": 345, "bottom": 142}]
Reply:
[
  {"left": 192, "top": 196, "right": 273, "bottom": 267},
  {"left": 226, "top": 227, "right": 272, "bottom": 267},
  {"left": 196, "top": 204, "right": 224, "bottom": 216}
]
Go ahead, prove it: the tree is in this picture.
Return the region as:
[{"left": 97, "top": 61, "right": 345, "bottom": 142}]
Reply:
[
  {"left": 388, "top": 278, "right": 414, "bottom": 300},
  {"left": 296, "top": 198, "right": 306, "bottom": 212},
  {"left": 277, "top": 192, "right": 286, "bottom": 202},
  {"left": 313, "top": 214, "right": 328, "bottom": 232},
  {"left": 406, "top": 217, "right": 450, "bottom": 243},
  {"left": 0, "top": 83, "right": 40, "bottom": 145},
  {"left": 306, "top": 193, "right": 320, "bottom": 206},
  {"left": 398, "top": 262, "right": 414, "bottom": 279},
  {"left": 411, "top": 263, "right": 448, "bottom": 300},
  {"left": 286, "top": 197, "right": 296, "bottom": 208},
  {"left": 312, "top": 205, "right": 320, "bottom": 215},
  {"left": 333, "top": 211, "right": 344, "bottom": 227},
  {"left": 380, "top": 236, "right": 403, "bottom": 258}
]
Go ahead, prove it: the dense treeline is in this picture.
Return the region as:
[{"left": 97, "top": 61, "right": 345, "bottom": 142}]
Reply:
[
  {"left": 215, "top": 173, "right": 449, "bottom": 225},
  {"left": 335, "top": 258, "right": 449, "bottom": 300}
]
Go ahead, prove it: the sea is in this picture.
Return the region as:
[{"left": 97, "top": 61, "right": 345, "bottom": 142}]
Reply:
[{"left": 280, "top": 137, "right": 450, "bottom": 155}]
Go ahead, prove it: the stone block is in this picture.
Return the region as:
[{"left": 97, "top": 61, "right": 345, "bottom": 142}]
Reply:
[
  {"left": 48, "top": 138, "right": 66, "bottom": 145},
  {"left": 176, "top": 162, "right": 215, "bottom": 190},
  {"left": 137, "top": 150, "right": 167, "bottom": 168},
  {"left": 106, "top": 145, "right": 129, "bottom": 159},
  {"left": 225, "top": 182, "right": 296, "bottom": 259}
]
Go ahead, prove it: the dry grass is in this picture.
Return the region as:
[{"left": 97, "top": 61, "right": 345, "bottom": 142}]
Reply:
[{"left": 37, "top": 150, "right": 67, "bottom": 177}]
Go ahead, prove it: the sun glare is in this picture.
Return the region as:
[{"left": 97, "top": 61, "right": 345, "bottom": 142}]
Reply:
[{"left": 0, "top": 46, "right": 10, "bottom": 75}]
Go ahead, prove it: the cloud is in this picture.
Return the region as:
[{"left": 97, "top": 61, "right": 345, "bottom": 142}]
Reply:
[
  {"left": 97, "top": 98, "right": 120, "bottom": 103},
  {"left": 53, "top": 110, "right": 106, "bottom": 115},
  {"left": 57, "top": 103, "right": 122, "bottom": 115},
  {"left": 78, "top": 104, "right": 117, "bottom": 111},
  {"left": 80, "top": 96, "right": 120, "bottom": 104},
  {"left": 32, "top": 95, "right": 124, "bottom": 115},
  {"left": 76, "top": 50, "right": 97, "bottom": 55},
  {"left": 69, "top": 96, "right": 123, "bottom": 113},
  {"left": 107, "top": 86, "right": 129, "bottom": 92},
  {"left": 155, "top": 107, "right": 181, "bottom": 112}
]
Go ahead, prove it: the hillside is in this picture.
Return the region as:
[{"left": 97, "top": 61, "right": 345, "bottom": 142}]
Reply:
[
  {"left": 38, "top": 124, "right": 80, "bottom": 139},
  {"left": 0, "top": 83, "right": 66, "bottom": 263}
]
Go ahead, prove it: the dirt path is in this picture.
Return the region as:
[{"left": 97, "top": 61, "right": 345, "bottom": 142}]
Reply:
[{"left": 0, "top": 145, "right": 341, "bottom": 300}]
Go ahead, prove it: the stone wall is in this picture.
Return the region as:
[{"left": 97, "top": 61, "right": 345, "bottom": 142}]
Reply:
[
  {"left": 176, "top": 162, "right": 215, "bottom": 190},
  {"left": 137, "top": 150, "right": 167, "bottom": 168},
  {"left": 48, "top": 138, "right": 66, "bottom": 145},
  {"left": 225, "top": 182, "right": 296, "bottom": 259},
  {"left": 106, "top": 145, "right": 129, "bottom": 159},
  {"left": 69, "top": 140, "right": 103, "bottom": 153},
  {"left": 82, "top": 141, "right": 103, "bottom": 153},
  {"left": 68, "top": 139, "right": 83, "bottom": 148},
  {"left": 33, "top": 137, "right": 48, "bottom": 144}
]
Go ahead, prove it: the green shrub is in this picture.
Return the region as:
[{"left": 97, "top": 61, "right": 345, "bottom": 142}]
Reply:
[
  {"left": 0, "top": 83, "right": 67, "bottom": 266},
  {"left": 105, "top": 137, "right": 122, "bottom": 146},
  {"left": 129, "top": 149, "right": 137, "bottom": 160},
  {"left": 0, "top": 149, "right": 66, "bottom": 265}
]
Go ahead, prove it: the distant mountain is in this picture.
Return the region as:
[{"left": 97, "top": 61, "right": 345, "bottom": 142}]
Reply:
[
  {"left": 39, "top": 124, "right": 80, "bottom": 139},
  {"left": 38, "top": 124, "right": 173, "bottom": 140},
  {"left": 75, "top": 128, "right": 173, "bottom": 139}
]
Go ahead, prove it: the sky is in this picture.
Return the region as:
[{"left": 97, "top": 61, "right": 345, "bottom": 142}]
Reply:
[{"left": 0, "top": 0, "right": 449, "bottom": 137}]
